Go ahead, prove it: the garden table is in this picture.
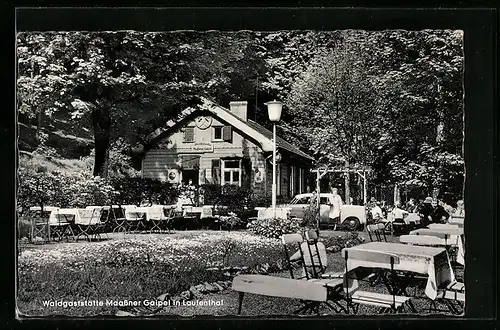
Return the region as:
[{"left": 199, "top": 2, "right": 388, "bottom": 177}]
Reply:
[
  {"left": 342, "top": 242, "right": 455, "bottom": 300},
  {"left": 410, "top": 228, "right": 465, "bottom": 266}
]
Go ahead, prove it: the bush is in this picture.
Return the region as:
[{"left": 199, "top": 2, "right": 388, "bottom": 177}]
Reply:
[
  {"left": 247, "top": 217, "right": 303, "bottom": 239},
  {"left": 202, "top": 183, "right": 252, "bottom": 216},
  {"left": 109, "top": 175, "right": 178, "bottom": 206}
]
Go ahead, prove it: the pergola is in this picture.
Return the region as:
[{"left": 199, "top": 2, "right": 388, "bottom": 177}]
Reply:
[{"left": 310, "top": 165, "right": 372, "bottom": 231}]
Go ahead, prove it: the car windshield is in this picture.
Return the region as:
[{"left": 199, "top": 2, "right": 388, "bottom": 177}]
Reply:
[{"left": 290, "top": 196, "right": 311, "bottom": 204}]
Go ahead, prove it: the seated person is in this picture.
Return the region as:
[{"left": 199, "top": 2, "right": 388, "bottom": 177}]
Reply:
[
  {"left": 289, "top": 234, "right": 328, "bottom": 278},
  {"left": 391, "top": 202, "right": 409, "bottom": 233},
  {"left": 430, "top": 198, "right": 450, "bottom": 224},
  {"left": 371, "top": 201, "right": 385, "bottom": 223},
  {"left": 452, "top": 199, "right": 465, "bottom": 218}
]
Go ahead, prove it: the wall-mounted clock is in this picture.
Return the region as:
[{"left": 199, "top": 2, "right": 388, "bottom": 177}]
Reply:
[{"left": 195, "top": 116, "right": 212, "bottom": 130}]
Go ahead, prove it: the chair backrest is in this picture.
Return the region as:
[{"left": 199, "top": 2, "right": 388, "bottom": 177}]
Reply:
[
  {"left": 281, "top": 233, "right": 308, "bottom": 279},
  {"left": 148, "top": 205, "right": 165, "bottom": 220},
  {"left": 77, "top": 208, "right": 101, "bottom": 225},
  {"left": 367, "top": 224, "right": 386, "bottom": 242},
  {"left": 281, "top": 233, "right": 303, "bottom": 245},
  {"left": 304, "top": 229, "right": 325, "bottom": 276},
  {"left": 400, "top": 234, "right": 444, "bottom": 246}
]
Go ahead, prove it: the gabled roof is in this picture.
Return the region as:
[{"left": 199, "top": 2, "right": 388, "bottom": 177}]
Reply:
[{"left": 147, "top": 96, "right": 314, "bottom": 161}]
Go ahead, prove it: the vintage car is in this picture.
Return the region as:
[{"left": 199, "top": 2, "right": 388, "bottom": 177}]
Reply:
[{"left": 282, "top": 193, "right": 367, "bottom": 231}]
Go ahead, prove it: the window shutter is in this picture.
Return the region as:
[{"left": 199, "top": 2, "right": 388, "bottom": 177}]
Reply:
[
  {"left": 211, "top": 159, "right": 221, "bottom": 185},
  {"left": 222, "top": 126, "right": 232, "bottom": 142},
  {"left": 184, "top": 128, "right": 195, "bottom": 142}
]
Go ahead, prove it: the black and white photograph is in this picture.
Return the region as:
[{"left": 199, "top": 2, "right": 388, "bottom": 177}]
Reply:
[{"left": 16, "top": 23, "right": 466, "bottom": 317}]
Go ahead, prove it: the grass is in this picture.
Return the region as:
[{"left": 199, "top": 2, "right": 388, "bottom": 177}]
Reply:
[
  {"left": 17, "top": 231, "right": 286, "bottom": 316},
  {"left": 19, "top": 150, "right": 92, "bottom": 174},
  {"left": 16, "top": 230, "right": 464, "bottom": 317}
]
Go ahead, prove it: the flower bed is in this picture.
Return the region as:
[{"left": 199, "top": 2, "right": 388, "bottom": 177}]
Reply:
[{"left": 17, "top": 231, "right": 285, "bottom": 316}]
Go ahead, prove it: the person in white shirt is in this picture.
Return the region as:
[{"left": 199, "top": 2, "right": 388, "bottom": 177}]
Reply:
[
  {"left": 370, "top": 201, "right": 384, "bottom": 222},
  {"left": 328, "top": 187, "right": 343, "bottom": 230},
  {"left": 453, "top": 199, "right": 465, "bottom": 217},
  {"left": 391, "top": 202, "right": 409, "bottom": 234}
]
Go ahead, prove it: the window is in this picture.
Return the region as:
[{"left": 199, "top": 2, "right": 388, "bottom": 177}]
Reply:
[
  {"left": 213, "top": 126, "right": 232, "bottom": 142},
  {"left": 292, "top": 196, "right": 311, "bottom": 205},
  {"left": 213, "top": 127, "right": 223, "bottom": 141},
  {"left": 184, "top": 127, "right": 195, "bottom": 143},
  {"left": 221, "top": 159, "right": 241, "bottom": 186}
]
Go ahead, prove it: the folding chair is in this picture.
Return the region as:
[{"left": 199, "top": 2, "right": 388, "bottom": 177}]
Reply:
[
  {"left": 281, "top": 233, "right": 347, "bottom": 314},
  {"left": 429, "top": 287, "right": 465, "bottom": 315},
  {"left": 365, "top": 224, "right": 389, "bottom": 285},
  {"left": 112, "top": 206, "right": 128, "bottom": 233},
  {"left": 49, "top": 210, "right": 75, "bottom": 242},
  {"left": 343, "top": 249, "right": 415, "bottom": 314},
  {"left": 149, "top": 205, "right": 174, "bottom": 234},
  {"left": 367, "top": 224, "right": 387, "bottom": 242},
  {"left": 304, "top": 230, "right": 344, "bottom": 279},
  {"left": 29, "top": 207, "right": 54, "bottom": 244},
  {"left": 123, "top": 206, "right": 147, "bottom": 233},
  {"left": 75, "top": 208, "right": 104, "bottom": 242}
]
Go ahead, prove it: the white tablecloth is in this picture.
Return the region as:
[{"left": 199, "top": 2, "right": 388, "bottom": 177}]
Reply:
[
  {"left": 342, "top": 242, "right": 455, "bottom": 300},
  {"left": 411, "top": 228, "right": 465, "bottom": 266}
]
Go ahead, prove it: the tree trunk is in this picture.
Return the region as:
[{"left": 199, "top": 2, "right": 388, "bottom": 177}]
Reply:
[
  {"left": 344, "top": 159, "right": 350, "bottom": 204},
  {"left": 92, "top": 106, "right": 111, "bottom": 177}
]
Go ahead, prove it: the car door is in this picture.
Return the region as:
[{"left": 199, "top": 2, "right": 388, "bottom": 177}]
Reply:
[{"left": 319, "top": 197, "right": 331, "bottom": 223}]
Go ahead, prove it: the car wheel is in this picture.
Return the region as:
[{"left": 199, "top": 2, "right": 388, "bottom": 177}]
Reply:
[{"left": 344, "top": 217, "right": 360, "bottom": 231}]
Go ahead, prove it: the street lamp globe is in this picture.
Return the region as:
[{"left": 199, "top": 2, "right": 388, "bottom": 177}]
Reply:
[{"left": 266, "top": 100, "right": 283, "bottom": 122}]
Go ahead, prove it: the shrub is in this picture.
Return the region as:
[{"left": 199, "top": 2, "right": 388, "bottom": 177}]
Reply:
[
  {"left": 247, "top": 217, "right": 303, "bottom": 239},
  {"left": 202, "top": 184, "right": 252, "bottom": 216},
  {"left": 109, "top": 175, "right": 178, "bottom": 206}
]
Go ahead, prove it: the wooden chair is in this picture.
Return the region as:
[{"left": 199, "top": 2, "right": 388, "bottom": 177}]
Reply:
[
  {"left": 343, "top": 249, "right": 414, "bottom": 314},
  {"left": 281, "top": 233, "right": 347, "bottom": 314},
  {"left": 28, "top": 207, "right": 54, "bottom": 244},
  {"left": 429, "top": 287, "right": 465, "bottom": 315},
  {"left": 367, "top": 224, "right": 387, "bottom": 242},
  {"left": 304, "top": 230, "right": 344, "bottom": 279}
]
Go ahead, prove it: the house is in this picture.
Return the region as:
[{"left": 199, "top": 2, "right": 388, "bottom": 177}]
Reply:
[{"left": 141, "top": 97, "right": 315, "bottom": 200}]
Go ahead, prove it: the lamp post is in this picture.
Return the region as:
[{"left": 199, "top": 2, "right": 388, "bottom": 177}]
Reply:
[{"left": 266, "top": 100, "right": 283, "bottom": 219}]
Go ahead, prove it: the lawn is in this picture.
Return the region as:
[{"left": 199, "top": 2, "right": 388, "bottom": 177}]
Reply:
[{"left": 17, "top": 229, "right": 463, "bottom": 317}]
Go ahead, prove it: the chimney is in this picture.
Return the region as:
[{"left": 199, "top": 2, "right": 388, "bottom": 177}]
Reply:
[{"left": 229, "top": 101, "right": 248, "bottom": 121}]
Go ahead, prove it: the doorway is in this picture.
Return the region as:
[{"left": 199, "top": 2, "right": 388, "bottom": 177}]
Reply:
[{"left": 182, "top": 169, "right": 199, "bottom": 185}]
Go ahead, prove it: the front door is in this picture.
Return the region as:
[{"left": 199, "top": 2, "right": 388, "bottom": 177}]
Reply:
[{"left": 182, "top": 169, "right": 199, "bottom": 185}]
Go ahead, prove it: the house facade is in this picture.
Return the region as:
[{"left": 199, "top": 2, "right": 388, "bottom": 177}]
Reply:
[{"left": 141, "top": 97, "right": 314, "bottom": 200}]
